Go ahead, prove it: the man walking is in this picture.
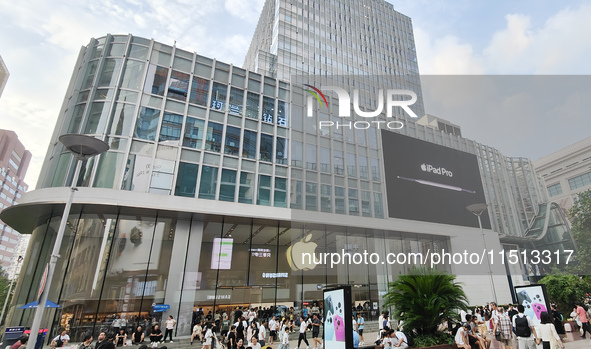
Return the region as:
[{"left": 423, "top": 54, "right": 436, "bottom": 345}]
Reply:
[
  {"left": 512, "top": 305, "right": 539, "bottom": 349},
  {"left": 576, "top": 302, "right": 591, "bottom": 338}
]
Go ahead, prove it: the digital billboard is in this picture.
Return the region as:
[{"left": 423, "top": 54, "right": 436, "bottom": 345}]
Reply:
[
  {"left": 514, "top": 284, "right": 551, "bottom": 326},
  {"left": 323, "top": 286, "right": 353, "bottom": 349},
  {"left": 382, "top": 130, "right": 491, "bottom": 228}
]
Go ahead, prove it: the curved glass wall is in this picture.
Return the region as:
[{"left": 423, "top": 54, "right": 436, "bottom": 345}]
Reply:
[{"left": 6, "top": 208, "right": 449, "bottom": 341}]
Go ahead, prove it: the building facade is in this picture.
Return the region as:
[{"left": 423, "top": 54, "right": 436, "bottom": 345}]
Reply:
[
  {"left": 0, "top": 55, "right": 8, "bottom": 98},
  {"left": 0, "top": 0, "right": 576, "bottom": 341},
  {"left": 533, "top": 136, "right": 591, "bottom": 214},
  {"left": 0, "top": 130, "right": 30, "bottom": 276}
]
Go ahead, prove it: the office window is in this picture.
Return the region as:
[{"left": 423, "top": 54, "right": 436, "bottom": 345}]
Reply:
[
  {"left": 219, "top": 169, "right": 237, "bottom": 202},
  {"left": 183, "top": 117, "right": 205, "bottom": 149},
  {"left": 159, "top": 112, "right": 183, "bottom": 142},
  {"left": 239, "top": 172, "right": 255, "bottom": 203},
  {"left": 229, "top": 88, "right": 244, "bottom": 115},
  {"left": 274, "top": 177, "right": 287, "bottom": 207},
  {"left": 262, "top": 96, "right": 274, "bottom": 123},
  {"left": 335, "top": 186, "right": 346, "bottom": 214},
  {"left": 224, "top": 126, "right": 241, "bottom": 156},
  {"left": 168, "top": 70, "right": 190, "bottom": 101},
  {"left": 174, "top": 162, "right": 198, "bottom": 197},
  {"left": 189, "top": 77, "right": 209, "bottom": 106},
  {"left": 204, "top": 122, "right": 223, "bottom": 152},
  {"left": 276, "top": 137, "right": 288, "bottom": 165},
  {"left": 134, "top": 107, "right": 160, "bottom": 141},
  {"left": 260, "top": 134, "right": 274, "bottom": 162},
  {"left": 334, "top": 150, "right": 344, "bottom": 175},
  {"left": 210, "top": 82, "right": 227, "bottom": 110},
  {"left": 374, "top": 192, "right": 384, "bottom": 218},
  {"left": 258, "top": 175, "right": 272, "bottom": 206},
  {"left": 347, "top": 153, "right": 357, "bottom": 177},
  {"left": 277, "top": 100, "right": 288, "bottom": 126},
  {"left": 242, "top": 130, "right": 257, "bottom": 159},
  {"left": 198, "top": 166, "right": 218, "bottom": 200},
  {"left": 319, "top": 147, "right": 331, "bottom": 173},
  {"left": 144, "top": 64, "right": 168, "bottom": 96},
  {"left": 371, "top": 158, "right": 380, "bottom": 181},
  {"left": 245, "top": 92, "right": 259, "bottom": 119},
  {"left": 290, "top": 179, "right": 303, "bottom": 209},
  {"left": 306, "top": 182, "right": 317, "bottom": 211},
  {"left": 361, "top": 190, "right": 371, "bottom": 217},
  {"left": 306, "top": 144, "right": 317, "bottom": 170},
  {"left": 359, "top": 155, "right": 369, "bottom": 180},
  {"left": 568, "top": 172, "right": 591, "bottom": 190},
  {"left": 348, "top": 189, "right": 359, "bottom": 215},
  {"left": 291, "top": 141, "right": 303, "bottom": 167},
  {"left": 547, "top": 183, "right": 562, "bottom": 197},
  {"left": 321, "top": 184, "right": 332, "bottom": 213}
]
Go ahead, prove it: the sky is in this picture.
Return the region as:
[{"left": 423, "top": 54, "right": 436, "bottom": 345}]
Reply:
[{"left": 1, "top": 0, "right": 591, "bottom": 188}]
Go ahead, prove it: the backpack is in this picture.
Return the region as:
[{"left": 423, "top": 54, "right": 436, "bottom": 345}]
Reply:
[
  {"left": 514, "top": 316, "right": 531, "bottom": 337},
  {"left": 402, "top": 332, "right": 414, "bottom": 347}
]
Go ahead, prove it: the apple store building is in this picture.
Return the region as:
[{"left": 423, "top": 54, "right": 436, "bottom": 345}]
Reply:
[{"left": 1, "top": 35, "right": 574, "bottom": 340}]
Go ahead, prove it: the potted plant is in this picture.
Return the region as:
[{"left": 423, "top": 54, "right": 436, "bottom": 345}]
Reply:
[{"left": 383, "top": 267, "right": 468, "bottom": 348}]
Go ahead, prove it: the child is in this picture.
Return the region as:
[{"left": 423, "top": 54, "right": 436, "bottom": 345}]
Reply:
[{"left": 278, "top": 325, "right": 290, "bottom": 349}]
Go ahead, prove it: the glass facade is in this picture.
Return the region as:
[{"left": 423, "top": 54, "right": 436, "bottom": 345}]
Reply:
[
  {"left": 4, "top": 31, "right": 576, "bottom": 341},
  {"left": 8, "top": 209, "right": 449, "bottom": 341}
]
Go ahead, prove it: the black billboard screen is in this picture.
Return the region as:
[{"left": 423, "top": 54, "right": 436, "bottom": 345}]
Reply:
[{"left": 382, "top": 130, "right": 491, "bottom": 229}]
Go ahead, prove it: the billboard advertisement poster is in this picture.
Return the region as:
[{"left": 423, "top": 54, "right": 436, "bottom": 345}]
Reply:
[
  {"left": 323, "top": 286, "right": 353, "bottom": 349},
  {"left": 514, "top": 284, "right": 551, "bottom": 326}
]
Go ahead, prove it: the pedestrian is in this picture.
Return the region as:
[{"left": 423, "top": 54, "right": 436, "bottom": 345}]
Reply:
[
  {"left": 269, "top": 316, "right": 277, "bottom": 345},
  {"left": 311, "top": 313, "right": 322, "bottom": 349},
  {"left": 191, "top": 321, "right": 202, "bottom": 345},
  {"left": 202, "top": 323, "right": 213, "bottom": 349},
  {"left": 537, "top": 312, "right": 564, "bottom": 349},
  {"left": 259, "top": 319, "right": 267, "bottom": 346},
  {"left": 550, "top": 305, "right": 565, "bottom": 335},
  {"left": 278, "top": 325, "right": 290, "bottom": 349},
  {"left": 513, "top": 304, "right": 539, "bottom": 349},
  {"left": 454, "top": 323, "right": 471, "bottom": 349},
  {"left": 164, "top": 315, "right": 176, "bottom": 343},
  {"left": 492, "top": 307, "right": 513, "bottom": 349},
  {"left": 575, "top": 302, "right": 591, "bottom": 338},
  {"left": 357, "top": 313, "right": 365, "bottom": 345},
  {"left": 297, "top": 315, "right": 309, "bottom": 349}
]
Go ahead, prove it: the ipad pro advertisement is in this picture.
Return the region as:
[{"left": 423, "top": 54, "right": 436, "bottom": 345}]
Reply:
[{"left": 382, "top": 130, "right": 491, "bottom": 229}]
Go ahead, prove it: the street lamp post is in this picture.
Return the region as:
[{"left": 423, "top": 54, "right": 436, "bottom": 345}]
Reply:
[
  {"left": 27, "top": 134, "right": 108, "bottom": 349},
  {"left": 466, "top": 203, "right": 498, "bottom": 304},
  {"left": 0, "top": 255, "right": 24, "bottom": 327}
]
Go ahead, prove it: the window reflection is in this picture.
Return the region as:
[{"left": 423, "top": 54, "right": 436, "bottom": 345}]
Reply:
[
  {"left": 144, "top": 64, "right": 169, "bottom": 96},
  {"left": 168, "top": 70, "right": 190, "bottom": 101},
  {"left": 183, "top": 117, "right": 205, "bottom": 149},
  {"left": 134, "top": 107, "right": 161, "bottom": 141}
]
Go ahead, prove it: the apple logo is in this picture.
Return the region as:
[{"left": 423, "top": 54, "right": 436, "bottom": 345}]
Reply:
[
  {"left": 421, "top": 163, "right": 427, "bottom": 171},
  {"left": 286, "top": 234, "right": 318, "bottom": 271}
]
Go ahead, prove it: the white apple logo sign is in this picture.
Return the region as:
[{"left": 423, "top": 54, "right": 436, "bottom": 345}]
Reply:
[
  {"left": 286, "top": 234, "right": 318, "bottom": 271},
  {"left": 421, "top": 163, "right": 427, "bottom": 171}
]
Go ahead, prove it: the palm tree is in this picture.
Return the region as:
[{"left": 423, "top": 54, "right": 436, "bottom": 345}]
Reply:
[{"left": 383, "top": 267, "right": 468, "bottom": 336}]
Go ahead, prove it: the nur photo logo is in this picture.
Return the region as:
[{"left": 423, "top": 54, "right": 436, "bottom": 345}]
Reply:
[{"left": 304, "top": 84, "right": 419, "bottom": 130}]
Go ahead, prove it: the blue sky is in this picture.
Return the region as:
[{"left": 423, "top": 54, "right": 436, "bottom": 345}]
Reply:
[{"left": 0, "top": 0, "right": 590, "bottom": 187}]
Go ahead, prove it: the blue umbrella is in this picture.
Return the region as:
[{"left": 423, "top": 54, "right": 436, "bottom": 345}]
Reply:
[{"left": 18, "top": 300, "right": 61, "bottom": 309}]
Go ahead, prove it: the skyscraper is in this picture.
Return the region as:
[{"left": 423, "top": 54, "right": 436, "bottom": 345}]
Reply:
[{"left": 0, "top": 130, "right": 31, "bottom": 276}]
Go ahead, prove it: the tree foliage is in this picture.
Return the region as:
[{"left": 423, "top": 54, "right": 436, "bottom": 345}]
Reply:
[
  {"left": 538, "top": 274, "right": 590, "bottom": 312},
  {"left": 569, "top": 189, "right": 591, "bottom": 275},
  {"left": 383, "top": 267, "right": 468, "bottom": 336}
]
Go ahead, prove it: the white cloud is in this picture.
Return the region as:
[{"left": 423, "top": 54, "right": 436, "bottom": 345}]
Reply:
[
  {"left": 416, "top": 3, "right": 591, "bottom": 74},
  {"left": 224, "top": 0, "right": 265, "bottom": 22}
]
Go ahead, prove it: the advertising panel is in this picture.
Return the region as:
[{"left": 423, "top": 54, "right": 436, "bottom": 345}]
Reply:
[{"left": 382, "top": 130, "right": 491, "bottom": 228}]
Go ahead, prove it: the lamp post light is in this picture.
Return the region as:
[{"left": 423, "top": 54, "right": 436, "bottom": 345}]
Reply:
[
  {"left": 466, "top": 203, "right": 498, "bottom": 304},
  {"left": 27, "top": 134, "right": 108, "bottom": 349},
  {"left": 0, "top": 255, "right": 24, "bottom": 327}
]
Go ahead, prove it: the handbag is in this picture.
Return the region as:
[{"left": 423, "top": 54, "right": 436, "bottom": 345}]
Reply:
[{"left": 495, "top": 330, "right": 502, "bottom": 342}]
